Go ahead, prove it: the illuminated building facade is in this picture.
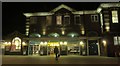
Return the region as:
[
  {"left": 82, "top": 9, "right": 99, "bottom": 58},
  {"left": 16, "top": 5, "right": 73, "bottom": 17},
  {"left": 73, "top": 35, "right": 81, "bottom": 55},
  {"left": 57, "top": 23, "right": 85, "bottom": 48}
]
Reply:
[{"left": 3, "top": 3, "right": 120, "bottom": 57}]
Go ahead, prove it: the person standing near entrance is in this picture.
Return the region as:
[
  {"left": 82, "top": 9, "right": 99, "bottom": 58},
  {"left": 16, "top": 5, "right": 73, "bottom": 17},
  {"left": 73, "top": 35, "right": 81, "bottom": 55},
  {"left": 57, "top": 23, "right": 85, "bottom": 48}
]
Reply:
[{"left": 54, "top": 46, "right": 59, "bottom": 61}]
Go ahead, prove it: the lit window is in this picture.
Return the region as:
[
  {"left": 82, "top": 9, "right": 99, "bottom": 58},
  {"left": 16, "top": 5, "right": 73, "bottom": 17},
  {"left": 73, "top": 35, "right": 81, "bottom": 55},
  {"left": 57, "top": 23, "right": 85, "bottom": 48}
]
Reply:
[
  {"left": 114, "top": 37, "right": 118, "bottom": 45},
  {"left": 112, "top": 11, "right": 118, "bottom": 23},
  {"left": 114, "top": 36, "right": 120, "bottom": 45},
  {"left": 46, "top": 16, "right": 52, "bottom": 25},
  {"left": 56, "top": 16, "right": 62, "bottom": 25},
  {"left": 11, "top": 37, "right": 21, "bottom": 52},
  {"left": 30, "top": 17, "right": 37, "bottom": 24},
  {"left": 75, "top": 15, "right": 81, "bottom": 24},
  {"left": 119, "top": 37, "right": 120, "bottom": 45},
  {"left": 64, "top": 15, "right": 70, "bottom": 25},
  {"left": 91, "top": 15, "right": 98, "bottom": 22}
]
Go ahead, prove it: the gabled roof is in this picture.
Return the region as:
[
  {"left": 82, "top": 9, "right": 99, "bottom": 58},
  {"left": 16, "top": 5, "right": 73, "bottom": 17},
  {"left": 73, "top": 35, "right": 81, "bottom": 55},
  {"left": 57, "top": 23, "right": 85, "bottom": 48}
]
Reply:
[
  {"left": 4, "top": 31, "right": 27, "bottom": 40},
  {"left": 50, "top": 4, "right": 76, "bottom": 12}
]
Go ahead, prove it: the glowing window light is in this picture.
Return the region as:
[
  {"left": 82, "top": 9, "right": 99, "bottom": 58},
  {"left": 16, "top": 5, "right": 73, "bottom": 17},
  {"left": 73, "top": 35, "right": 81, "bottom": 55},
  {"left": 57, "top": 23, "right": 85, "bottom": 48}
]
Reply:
[{"left": 112, "top": 11, "right": 118, "bottom": 23}]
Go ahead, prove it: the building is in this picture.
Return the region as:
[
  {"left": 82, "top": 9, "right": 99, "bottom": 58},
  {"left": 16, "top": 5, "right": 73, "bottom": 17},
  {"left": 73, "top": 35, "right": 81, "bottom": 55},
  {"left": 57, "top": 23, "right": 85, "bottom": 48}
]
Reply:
[{"left": 2, "top": 2, "right": 120, "bottom": 57}]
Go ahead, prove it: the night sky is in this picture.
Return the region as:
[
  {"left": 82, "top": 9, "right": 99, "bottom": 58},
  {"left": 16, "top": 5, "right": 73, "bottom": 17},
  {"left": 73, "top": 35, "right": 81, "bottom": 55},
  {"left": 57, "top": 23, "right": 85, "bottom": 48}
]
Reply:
[{"left": 2, "top": 2, "right": 101, "bottom": 37}]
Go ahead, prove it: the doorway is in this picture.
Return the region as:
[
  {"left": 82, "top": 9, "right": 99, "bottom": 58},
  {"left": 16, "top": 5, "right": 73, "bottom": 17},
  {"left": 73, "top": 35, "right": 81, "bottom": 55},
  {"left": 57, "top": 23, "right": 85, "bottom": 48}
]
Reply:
[
  {"left": 29, "top": 45, "right": 40, "bottom": 55},
  {"left": 88, "top": 40, "right": 98, "bottom": 55},
  {"left": 47, "top": 42, "right": 60, "bottom": 55}
]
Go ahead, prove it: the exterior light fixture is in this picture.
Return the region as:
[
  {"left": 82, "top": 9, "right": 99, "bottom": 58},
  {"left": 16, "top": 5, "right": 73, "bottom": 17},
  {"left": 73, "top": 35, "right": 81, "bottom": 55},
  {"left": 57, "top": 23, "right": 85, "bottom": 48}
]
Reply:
[
  {"left": 60, "top": 42, "right": 63, "bottom": 45},
  {"left": 64, "top": 41, "right": 67, "bottom": 45},
  {"left": 4, "top": 42, "right": 7, "bottom": 44},
  {"left": 62, "top": 30, "right": 65, "bottom": 35},
  {"left": 102, "top": 40, "right": 107, "bottom": 46},
  {"left": 22, "top": 42, "right": 26, "bottom": 46},
  {"left": 71, "top": 34, "right": 74, "bottom": 37},
  {"left": 8, "top": 42, "right": 11, "bottom": 44},
  {"left": 44, "top": 42, "right": 47, "bottom": 45},
  {"left": 54, "top": 34, "right": 57, "bottom": 37},
  {"left": 105, "top": 26, "right": 110, "bottom": 32},
  {"left": 80, "top": 41, "right": 84, "bottom": 45},
  {"left": 40, "top": 42, "right": 44, "bottom": 45}
]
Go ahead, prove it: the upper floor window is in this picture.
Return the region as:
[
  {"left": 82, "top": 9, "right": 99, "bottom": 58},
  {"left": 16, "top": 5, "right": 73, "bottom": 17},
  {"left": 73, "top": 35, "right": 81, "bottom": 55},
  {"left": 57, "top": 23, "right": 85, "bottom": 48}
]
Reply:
[
  {"left": 114, "top": 36, "right": 120, "bottom": 45},
  {"left": 64, "top": 15, "right": 70, "bottom": 25},
  {"left": 91, "top": 15, "right": 98, "bottom": 22},
  {"left": 46, "top": 16, "right": 52, "bottom": 26},
  {"left": 30, "top": 17, "right": 37, "bottom": 24},
  {"left": 75, "top": 15, "right": 81, "bottom": 25},
  {"left": 112, "top": 11, "right": 118, "bottom": 23},
  {"left": 56, "top": 16, "right": 62, "bottom": 25}
]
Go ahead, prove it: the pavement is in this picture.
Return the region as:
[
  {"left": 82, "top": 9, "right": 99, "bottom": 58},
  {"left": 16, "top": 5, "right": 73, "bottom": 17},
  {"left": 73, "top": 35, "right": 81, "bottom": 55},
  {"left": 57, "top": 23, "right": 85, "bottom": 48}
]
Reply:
[{"left": 2, "top": 55, "right": 120, "bottom": 64}]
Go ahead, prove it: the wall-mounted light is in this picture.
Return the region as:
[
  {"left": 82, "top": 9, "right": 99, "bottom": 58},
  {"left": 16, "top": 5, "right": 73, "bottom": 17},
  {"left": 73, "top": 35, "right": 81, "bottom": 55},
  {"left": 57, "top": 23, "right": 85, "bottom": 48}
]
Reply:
[
  {"left": 62, "top": 30, "right": 65, "bottom": 35},
  {"left": 44, "top": 42, "right": 47, "bottom": 45},
  {"left": 102, "top": 40, "right": 107, "bottom": 46},
  {"left": 59, "top": 41, "right": 67, "bottom": 45},
  {"left": 64, "top": 41, "right": 67, "bottom": 45},
  {"left": 80, "top": 41, "right": 84, "bottom": 45},
  {"left": 71, "top": 34, "right": 74, "bottom": 37},
  {"left": 40, "top": 42, "right": 44, "bottom": 45},
  {"left": 105, "top": 26, "right": 110, "bottom": 32},
  {"left": 60, "top": 42, "right": 63, "bottom": 45},
  {"left": 40, "top": 42, "right": 48, "bottom": 45},
  {"left": 4, "top": 42, "right": 11, "bottom": 45},
  {"left": 22, "top": 42, "right": 27, "bottom": 46}
]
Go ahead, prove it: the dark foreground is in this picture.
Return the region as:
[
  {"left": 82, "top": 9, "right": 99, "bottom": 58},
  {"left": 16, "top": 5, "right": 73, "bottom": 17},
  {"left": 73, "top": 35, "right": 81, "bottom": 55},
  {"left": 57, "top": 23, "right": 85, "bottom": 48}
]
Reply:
[{"left": 1, "top": 55, "right": 120, "bottom": 66}]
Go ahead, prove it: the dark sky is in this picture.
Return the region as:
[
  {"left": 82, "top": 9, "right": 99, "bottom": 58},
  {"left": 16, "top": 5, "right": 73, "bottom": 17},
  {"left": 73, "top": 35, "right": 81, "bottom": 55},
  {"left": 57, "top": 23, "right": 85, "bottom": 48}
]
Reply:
[{"left": 2, "top": 2, "right": 101, "bottom": 37}]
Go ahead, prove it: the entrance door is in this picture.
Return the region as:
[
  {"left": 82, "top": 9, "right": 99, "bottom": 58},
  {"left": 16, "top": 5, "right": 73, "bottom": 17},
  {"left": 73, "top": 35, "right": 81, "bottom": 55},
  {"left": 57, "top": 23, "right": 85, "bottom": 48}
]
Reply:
[
  {"left": 68, "top": 44, "right": 80, "bottom": 55},
  {"left": 31, "top": 45, "right": 40, "bottom": 55},
  {"left": 88, "top": 40, "right": 98, "bottom": 55},
  {"left": 47, "top": 42, "right": 60, "bottom": 55}
]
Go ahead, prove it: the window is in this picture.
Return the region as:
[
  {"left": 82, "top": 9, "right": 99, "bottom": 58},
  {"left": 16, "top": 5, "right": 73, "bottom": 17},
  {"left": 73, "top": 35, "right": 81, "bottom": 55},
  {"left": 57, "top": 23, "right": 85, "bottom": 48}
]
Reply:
[
  {"left": 11, "top": 37, "right": 21, "bottom": 52},
  {"left": 30, "top": 17, "right": 37, "bottom": 24},
  {"left": 64, "top": 15, "right": 70, "bottom": 25},
  {"left": 112, "top": 11, "right": 118, "bottom": 23},
  {"left": 91, "top": 15, "right": 98, "bottom": 22},
  {"left": 56, "top": 16, "right": 62, "bottom": 25},
  {"left": 114, "top": 36, "right": 120, "bottom": 45},
  {"left": 114, "top": 37, "right": 118, "bottom": 45},
  {"left": 118, "top": 37, "right": 120, "bottom": 44},
  {"left": 46, "top": 16, "right": 52, "bottom": 25},
  {"left": 75, "top": 15, "right": 81, "bottom": 24}
]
